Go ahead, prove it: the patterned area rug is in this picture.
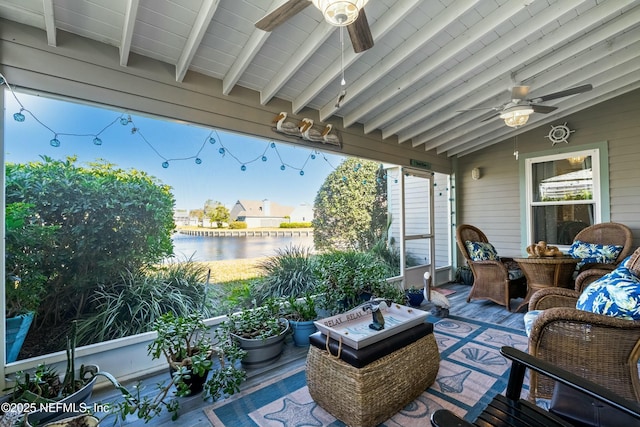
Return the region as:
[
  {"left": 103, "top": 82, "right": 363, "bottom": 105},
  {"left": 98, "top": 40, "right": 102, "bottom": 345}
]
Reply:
[{"left": 205, "top": 315, "right": 527, "bottom": 426}]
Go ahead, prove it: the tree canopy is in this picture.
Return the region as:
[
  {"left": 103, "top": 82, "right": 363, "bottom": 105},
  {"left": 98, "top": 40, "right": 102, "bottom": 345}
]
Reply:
[
  {"left": 5, "top": 156, "right": 176, "bottom": 324},
  {"left": 312, "top": 158, "right": 387, "bottom": 251},
  {"left": 204, "top": 199, "right": 230, "bottom": 228}
]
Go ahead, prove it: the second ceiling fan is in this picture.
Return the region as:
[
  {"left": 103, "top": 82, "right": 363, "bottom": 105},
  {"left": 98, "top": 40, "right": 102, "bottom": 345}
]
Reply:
[
  {"left": 461, "top": 84, "right": 593, "bottom": 127},
  {"left": 255, "top": 0, "right": 374, "bottom": 53}
]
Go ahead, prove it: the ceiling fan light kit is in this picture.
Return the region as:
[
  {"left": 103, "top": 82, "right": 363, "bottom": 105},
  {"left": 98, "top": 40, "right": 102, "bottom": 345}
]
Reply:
[
  {"left": 462, "top": 84, "right": 593, "bottom": 129},
  {"left": 500, "top": 105, "right": 534, "bottom": 128},
  {"left": 255, "top": 0, "right": 374, "bottom": 53},
  {"left": 311, "top": 0, "right": 369, "bottom": 26}
]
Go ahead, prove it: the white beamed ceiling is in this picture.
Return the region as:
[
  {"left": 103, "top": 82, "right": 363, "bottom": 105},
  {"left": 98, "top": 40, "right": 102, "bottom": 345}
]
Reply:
[{"left": 1, "top": 0, "right": 639, "bottom": 157}]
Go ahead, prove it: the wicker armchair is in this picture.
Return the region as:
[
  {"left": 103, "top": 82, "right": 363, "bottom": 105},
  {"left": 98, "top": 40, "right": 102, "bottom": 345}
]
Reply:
[
  {"left": 527, "top": 248, "right": 640, "bottom": 403},
  {"left": 572, "top": 222, "right": 633, "bottom": 273},
  {"left": 456, "top": 224, "right": 527, "bottom": 312}
]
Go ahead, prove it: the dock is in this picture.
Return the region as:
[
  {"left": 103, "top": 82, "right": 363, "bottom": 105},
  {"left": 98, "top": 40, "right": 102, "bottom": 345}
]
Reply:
[{"left": 177, "top": 229, "right": 313, "bottom": 238}]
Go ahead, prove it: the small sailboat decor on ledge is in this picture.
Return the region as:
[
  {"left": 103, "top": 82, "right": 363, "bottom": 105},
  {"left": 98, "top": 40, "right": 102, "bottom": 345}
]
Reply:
[{"left": 271, "top": 112, "right": 342, "bottom": 148}]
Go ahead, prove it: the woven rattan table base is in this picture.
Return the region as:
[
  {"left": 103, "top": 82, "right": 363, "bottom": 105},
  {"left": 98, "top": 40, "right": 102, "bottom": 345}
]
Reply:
[{"left": 306, "top": 332, "right": 439, "bottom": 427}]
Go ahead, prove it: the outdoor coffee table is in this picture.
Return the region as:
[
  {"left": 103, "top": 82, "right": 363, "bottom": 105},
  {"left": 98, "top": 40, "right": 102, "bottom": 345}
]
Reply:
[
  {"left": 306, "top": 322, "right": 439, "bottom": 427},
  {"left": 514, "top": 256, "right": 580, "bottom": 312}
]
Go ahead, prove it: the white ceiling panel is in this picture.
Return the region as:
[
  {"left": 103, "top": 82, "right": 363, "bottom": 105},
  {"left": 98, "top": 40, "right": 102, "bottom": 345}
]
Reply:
[{"left": 1, "top": 0, "right": 638, "bottom": 156}]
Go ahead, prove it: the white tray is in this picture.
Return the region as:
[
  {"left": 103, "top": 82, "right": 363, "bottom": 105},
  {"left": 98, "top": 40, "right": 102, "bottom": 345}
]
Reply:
[{"left": 314, "top": 303, "right": 429, "bottom": 350}]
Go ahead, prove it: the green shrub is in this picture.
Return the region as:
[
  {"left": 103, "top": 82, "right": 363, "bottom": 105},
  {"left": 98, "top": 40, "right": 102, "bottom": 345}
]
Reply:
[
  {"left": 5, "top": 157, "right": 175, "bottom": 326},
  {"left": 207, "top": 279, "right": 257, "bottom": 316},
  {"left": 5, "top": 202, "right": 58, "bottom": 317},
  {"left": 313, "top": 250, "right": 403, "bottom": 315},
  {"left": 253, "top": 245, "right": 317, "bottom": 302},
  {"left": 229, "top": 221, "right": 247, "bottom": 229},
  {"left": 279, "top": 222, "right": 312, "bottom": 228},
  {"left": 75, "top": 258, "right": 211, "bottom": 345}
]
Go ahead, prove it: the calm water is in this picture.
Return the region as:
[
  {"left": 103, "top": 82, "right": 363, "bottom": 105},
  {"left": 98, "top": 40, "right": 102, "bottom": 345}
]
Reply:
[{"left": 171, "top": 233, "right": 315, "bottom": 261}]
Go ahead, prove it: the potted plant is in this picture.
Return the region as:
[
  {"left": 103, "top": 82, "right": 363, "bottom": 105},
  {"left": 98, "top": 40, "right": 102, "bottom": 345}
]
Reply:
[
  {"left": 147, "top": 312, "right": 247, "bottom": 398},
  {"left": 15, "top": 313, "right": 247, "bottom": 427},
  {"left": 216, "top": 298, "right": 290, "bottom": 369},
  {"left": 21, "top": 312, "right": 247, "bottom": 426},
  {"left": 281, "top": 294, "right": 318, "bottom": 347},
  {"left": 405, "top": 286, "right": 425, "bottom": 307},
  {"left": 148, "top": 312, "right": 215, "bottom": 395},
  {"left": 5, "top": 322, "right": 100, "bottom": 427},
  {"left": 456, "top": 265, "right": 474, "bottom": 286}
]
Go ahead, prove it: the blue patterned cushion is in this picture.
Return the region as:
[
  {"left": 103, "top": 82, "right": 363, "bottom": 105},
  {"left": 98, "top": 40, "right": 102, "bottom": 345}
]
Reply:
[
  {"left": 576, "top": 265, "right": 640, "bottom": 320},
  {"left": 508, "top": 269, "right": 525, "bottom": 280},
  {"left": 524, "top": 309, "right": 544, "bottom": 337},
  {"left": 568, "top": 240, "right": 623, "bottom": 269},
  {"left": 465, "top": 240, "right": 500, "bottom": 261}
]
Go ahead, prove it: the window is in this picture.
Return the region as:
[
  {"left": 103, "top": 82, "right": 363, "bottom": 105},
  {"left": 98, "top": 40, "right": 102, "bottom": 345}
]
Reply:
[{"left": 525, "top": 149, "right": 601, "bottom": 246}]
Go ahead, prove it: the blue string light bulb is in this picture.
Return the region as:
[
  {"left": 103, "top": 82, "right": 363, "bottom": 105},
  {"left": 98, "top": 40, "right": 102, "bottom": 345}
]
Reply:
[
  {"left": 2, "top": 73, "right": 342, "bottom": 178},
  {"left": 13, "top": 109, "right": 26, "bottom": 122}
]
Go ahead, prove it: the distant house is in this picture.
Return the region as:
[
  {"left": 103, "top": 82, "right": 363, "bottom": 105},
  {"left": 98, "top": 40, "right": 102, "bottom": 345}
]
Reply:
[
  {"left": 290, "top": 203, "right": 314, "bottom": 223},
  {"left": 173, "top": 209, "right": 189, "bottom": 226},
  {"left": 230, "top": 199, "right": 295, "bottom": 228}
]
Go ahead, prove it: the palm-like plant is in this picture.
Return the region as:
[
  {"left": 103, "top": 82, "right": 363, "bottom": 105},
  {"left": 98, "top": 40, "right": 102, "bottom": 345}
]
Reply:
[{"left": 254, "top": 245, "right": 317, "bottom": 301}]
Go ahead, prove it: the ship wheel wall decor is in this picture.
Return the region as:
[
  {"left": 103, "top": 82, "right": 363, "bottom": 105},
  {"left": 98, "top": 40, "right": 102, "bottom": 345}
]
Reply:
[{"left": 545, "top": 122, "right": 575, "bottom": 145}]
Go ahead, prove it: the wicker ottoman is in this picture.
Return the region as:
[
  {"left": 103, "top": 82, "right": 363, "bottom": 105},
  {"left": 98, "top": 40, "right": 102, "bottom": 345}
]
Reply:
[{"left": 306, "top": 323, "right": 439, "bottom": 427}]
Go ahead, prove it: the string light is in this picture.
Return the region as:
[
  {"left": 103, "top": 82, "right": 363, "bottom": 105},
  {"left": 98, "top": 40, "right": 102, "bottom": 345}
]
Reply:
[
  {"left": 2, "top": 74, "right": 428, "bottom": 191},
  {"left": 0, "top": 72, "right": 337, "bottom": 177}
]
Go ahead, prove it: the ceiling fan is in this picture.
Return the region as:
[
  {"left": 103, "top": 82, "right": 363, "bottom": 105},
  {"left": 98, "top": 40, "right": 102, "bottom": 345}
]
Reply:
[
  {"left": 255, "top": 0, "right": 374, "bottom": 53},
  {"left": 462, "top": 84, "right": 593, "bottom": 127}
]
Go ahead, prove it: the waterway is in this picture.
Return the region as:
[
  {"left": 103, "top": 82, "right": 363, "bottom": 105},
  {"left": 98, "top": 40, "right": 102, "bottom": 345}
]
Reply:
[{"left": 171, "top": 232, "right": 315, "bottom": 261}]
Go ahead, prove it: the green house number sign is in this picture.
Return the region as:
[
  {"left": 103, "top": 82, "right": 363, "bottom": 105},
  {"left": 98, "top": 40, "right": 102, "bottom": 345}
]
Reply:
[{"left": 410, "top": 159, "right": 431, "bottom": 170}]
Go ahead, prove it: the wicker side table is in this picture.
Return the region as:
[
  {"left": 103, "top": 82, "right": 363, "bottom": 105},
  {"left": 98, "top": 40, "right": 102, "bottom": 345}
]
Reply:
[
  {"left": 514, "top": 256, "right": 580, "bottom": 312},
  {"left": 306, "top": 324, "right": 439, "bottom": 427}
]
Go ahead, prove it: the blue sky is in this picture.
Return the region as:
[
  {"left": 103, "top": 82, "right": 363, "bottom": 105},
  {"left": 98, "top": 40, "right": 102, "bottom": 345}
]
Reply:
[{"left": 3, "top": 89, "right": 345, "bottom": 210}]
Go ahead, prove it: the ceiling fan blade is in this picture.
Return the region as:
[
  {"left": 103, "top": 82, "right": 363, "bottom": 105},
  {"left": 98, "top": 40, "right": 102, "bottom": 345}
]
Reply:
[
  {"left": 255, "top": 0, "right": 311, "bottom": 32},
  {"left": 457, "top": 107, "right": 499, "bottom": 112},
  {"left": 347, "top": 10, "right": 374, "bottom": 53},
  {"left": 529, "top": 84, "right": 593, "bottom": 103},
  {"left": 480, "top": 112, "right": 501, "bottom": 122},
  {"left": 511, "top": 85, "right": 530, "bottom": 100},
  {"left": 532, "top": 104, "right": 558, "bottom": 114}
]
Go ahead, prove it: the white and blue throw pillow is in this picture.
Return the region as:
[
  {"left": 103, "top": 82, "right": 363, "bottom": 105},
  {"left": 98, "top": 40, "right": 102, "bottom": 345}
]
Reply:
[
  {"left": 524, "top": 309, "right": 544, "bottom": 337},
  {"left": 576, "top": 265, "right": 640, "bottom": 320},
  {"left": 568, "top": 240, "right": 623, "bottom": 269},
  {"left": 465, "top": 240, "right": 500, "bottom": 261}
]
